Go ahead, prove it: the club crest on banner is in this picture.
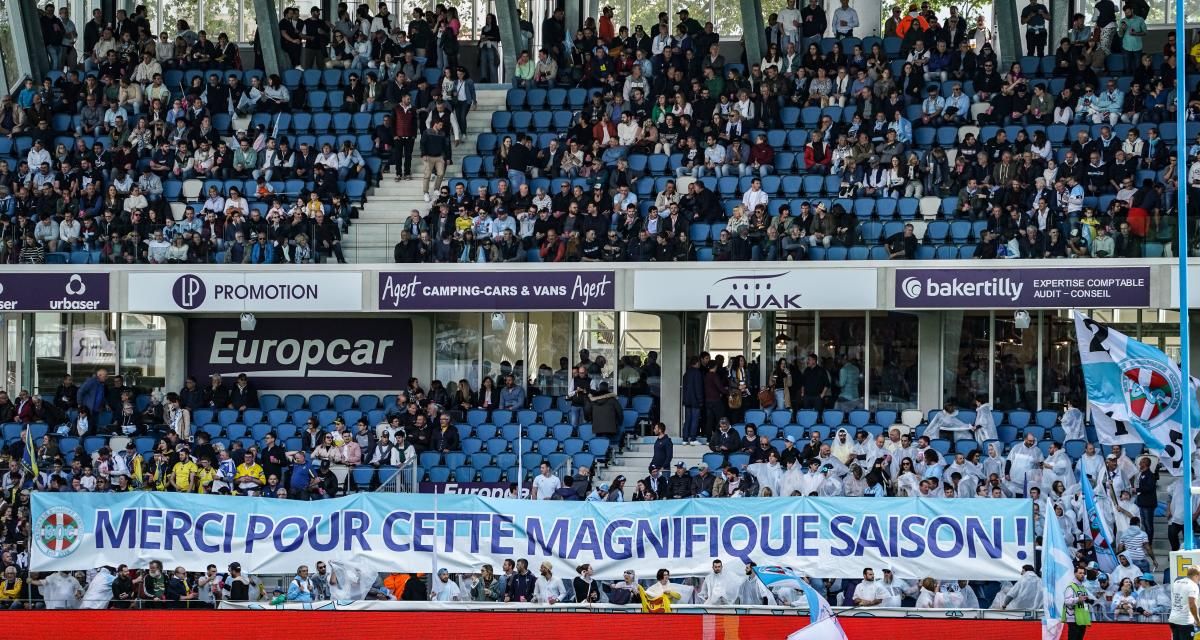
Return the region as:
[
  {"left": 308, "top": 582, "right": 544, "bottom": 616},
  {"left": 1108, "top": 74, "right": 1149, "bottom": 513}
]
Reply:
[
  {"left": 34, "top": 507, "right": 82, "bottom": 559},
  {"left": 1120, "top": 358, "right": 1182, "bottom": 426}
]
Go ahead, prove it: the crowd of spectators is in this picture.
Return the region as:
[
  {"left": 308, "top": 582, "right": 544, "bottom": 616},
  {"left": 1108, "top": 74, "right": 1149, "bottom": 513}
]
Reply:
[
  {"left": 389, "top": 0, "right": 1190, "bottom": 263},
  {"left": 0, "top": 349, "right": 1185, "bottom": 615}
]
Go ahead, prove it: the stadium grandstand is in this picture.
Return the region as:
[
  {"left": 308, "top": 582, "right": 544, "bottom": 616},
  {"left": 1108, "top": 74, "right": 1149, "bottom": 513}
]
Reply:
[{"left": 0, "top": 1, "right": 1195, "bottom": 639}]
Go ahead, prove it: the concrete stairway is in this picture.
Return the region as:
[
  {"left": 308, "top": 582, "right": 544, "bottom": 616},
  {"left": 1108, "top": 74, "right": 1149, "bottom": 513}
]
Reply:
[
  {"left": 598, "top": 436, "right": 711, "bottom": 499},
  {"left": 345, "top": 88, "right": 507, "bottom": 264}
]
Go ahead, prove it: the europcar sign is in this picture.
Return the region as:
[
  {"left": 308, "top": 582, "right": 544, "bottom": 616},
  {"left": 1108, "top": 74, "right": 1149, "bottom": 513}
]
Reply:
[{"left": 187, "top": 317, "right": 411, "bottom": 390}]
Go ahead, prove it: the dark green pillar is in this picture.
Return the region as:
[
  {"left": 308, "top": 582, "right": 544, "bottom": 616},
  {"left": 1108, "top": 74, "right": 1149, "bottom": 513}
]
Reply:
[
  {"left": 11, "top": 1, "right": 49, "bottom": 82},
  {"left": 741, "top": 0, "right": 766, "bottom": 69},
  {"left": 995, "top": 0, "right": 1021, "bottom": 64},
  {"left": 496, "top": 0, "right": 523, "bottom": 82},
  {"left": 252, "top": 0, "right": 287, "bottom": 76}
]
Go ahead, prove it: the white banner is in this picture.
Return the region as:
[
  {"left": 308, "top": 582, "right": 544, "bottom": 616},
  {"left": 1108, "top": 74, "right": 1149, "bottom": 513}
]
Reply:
[
  {"left": 32, "top": 492, "right": 1031, "bottom": 581},
  {"left": 632, "top": 269, "right": 878, "bottom": 311},
  {"left": 126, "top": 272, "right": 364, "bottom": 312}
]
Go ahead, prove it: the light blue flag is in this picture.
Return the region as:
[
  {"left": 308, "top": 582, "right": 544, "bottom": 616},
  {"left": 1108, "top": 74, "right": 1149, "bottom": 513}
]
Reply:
[
  {"left": 1073, "top": 310, "right": 1199, "bottom": 475},
  {"left": 1079, "top": 470, "right": 1118, "bottom": 573},
  {"left": 753, "top": 566, "right": 831, "bottom": 624},
  {"left": 1042, "top": 507, "right": 1074, "bottom": 640}
]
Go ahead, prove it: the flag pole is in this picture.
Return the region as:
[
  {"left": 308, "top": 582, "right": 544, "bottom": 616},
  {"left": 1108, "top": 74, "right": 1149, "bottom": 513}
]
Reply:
[{"left": 1177, "top": 11, "right": 1194, "bottom": 551}]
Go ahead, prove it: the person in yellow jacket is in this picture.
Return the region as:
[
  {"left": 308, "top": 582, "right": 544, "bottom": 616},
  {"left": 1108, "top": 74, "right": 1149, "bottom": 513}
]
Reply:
[
  {"left": 0, "top": 566, "right": 24, "bottom": 608},
  {"left": 195, "top": 457, "right": 217, "bottom": 494},
  {"left": 170, "top": 449, "right": 198, "bottom": 492},
  {"left": 234, "top": 450, "right": 266, "bottom": 495}
]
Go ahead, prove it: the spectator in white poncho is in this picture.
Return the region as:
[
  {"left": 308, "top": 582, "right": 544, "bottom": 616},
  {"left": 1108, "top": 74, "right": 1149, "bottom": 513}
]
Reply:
[{"left": 32, "top": 571, "right": 83, "bottom": 609}]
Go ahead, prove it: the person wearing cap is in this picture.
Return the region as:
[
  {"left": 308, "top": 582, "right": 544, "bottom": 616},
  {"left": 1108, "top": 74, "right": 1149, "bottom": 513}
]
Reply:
[
  {"left": 220, "top": 562, "right": 253, "bottom": 602},
  {"left": 431, "top": 568, "right": 463, "bottom": 601},
  {"left": 644, "top": 464, "right": 668, "bottom": 497},
  {"left": 587, "top": 482, "right": 610, "bottom": 501},
  {"left": 1136, "top": 573, "right": 1170, "bottom": 615},
  {"left": 666, "top": 461, "right": 693, "bottom": 499}
]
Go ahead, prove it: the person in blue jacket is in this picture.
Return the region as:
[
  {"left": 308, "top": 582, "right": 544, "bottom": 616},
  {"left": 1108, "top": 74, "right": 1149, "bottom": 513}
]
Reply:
[{"left": 75, "top": 368, "right": 108, "bottom": 416}]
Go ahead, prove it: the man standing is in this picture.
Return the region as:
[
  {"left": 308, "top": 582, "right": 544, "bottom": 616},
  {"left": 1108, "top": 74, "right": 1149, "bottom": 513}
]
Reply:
[
  {"left": 1118, "top": 4, "right": 1146, "bottom": 74},
  {"left": 1135, "top": 456, "right": 1159, "bottom": 543},
  {"left": 420, "top": 119, "right": 450, "bottom": 202},
  {"left": 799, "top": 355, "right": 829, "bottom": 410},
  {"left": 682, "top": 356, "right": 704, "bottom": 446},
  {"left": 76, "top": 367, "right": 108, "bottom": 416},
  {"left": 1064, "top": 564, "right": 1094, "bottom": 640},
  {"left": 831, "top": 0, "right": 859, "bottom": 38},
  {"left": 1169, "top": 567, "right": 1200, "bottom": 640},
  {"left": 650, "top": 422, "right": 673, "bottom": 470},
  {"left": 1020, "top": 0, "right": 1050, "bottom": 56},
  {"left": 392, "top": 94, "right": 416, "bottom": 181}
]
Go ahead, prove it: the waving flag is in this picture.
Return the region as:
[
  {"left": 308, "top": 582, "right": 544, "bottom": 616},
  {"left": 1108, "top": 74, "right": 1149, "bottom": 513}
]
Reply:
[
  {"left": 755, "top": 566, "right": 850, "bottom": 640},
  {"left": 1042, "top": 506, "right": 1074, "bottom": 640},
  {"left": 22, "top": 427, "right": 37, "bottom": 476},
  {"left": 1073, "top": 310, "right": 1199, "bottom": 475},
  {"left": 753, "top": 566, "right": 830, "bottom": 624},
  {"left": 1080, "top": 470, "right": 1118, "bottom": 573},
  {"left": 638, "top": 584, "right": 678, "bottom": 613},
  {"left": 786, "top": 616, "right": 849, "bottom": 640}
]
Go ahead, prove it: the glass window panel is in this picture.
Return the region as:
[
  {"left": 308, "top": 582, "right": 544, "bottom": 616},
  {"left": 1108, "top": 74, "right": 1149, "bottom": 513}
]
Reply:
[
  {"left": 673, "top": 0, "right": 710, "bottom": 31},
  {"left": 482, "top": 312, "right": 526, "bottom": 388},
  {"left": 120, "top": 314, "right": 168, "bottom": 390},
  {"left": 202, "top": 0, "right": 239, "bottom": 36},
  {"left": 775, "top": 310, "right": 815, "bottom": 366},
  {"left": 435, "top": 313, "right": 481, "bottom": 399},
  {"left": 6, "top": 319, "right": 16, "bottom": 390},
  {"left": 994, "top": 313, "right": 1037, "bottom": 412},
  {"left": 619, "top": 312, "right": 662, "bottom": 399},
  {"left": 712, "top": 1, "right": 741, "bottom": 37},
  {"left": 143, "top": 1, "right": 159, "bottom": 36},
  {"left": 942, "top": 312, "right": 990, "bottom": 407},
  {"left": 162, "top": 0, "right": 201, "bottom": 36},
  {"left": 0, "top": 0, "right": 19, "bottom": 85},
  {"left": 703, "top": 312, "right": 745, "bottom": 361},
  {"left": 241, "top": 0, "right": 257, "bottom": 42},
  {"left": 528, "top": 311, "right": 573, "bottom": 398},
  {"left": 1139, "top": 308, "right": 1181, "bottom": 360},
  {"left": 440, "top": 0, "right": 477, "bottom": 40},
  {"left": 34, "top": 313, "right": 68, "bottom": 395},
  {"left": 577, "top": 312, "right": 617, "bottom": 388},
  {"left": 69, "top": 314, "right": 117, "bottom": 384},
  {"left": 870, "top": 311, "right": 919, "bottom": 412},
  {"left": 1043, "top": 312, "right": 1080, "bottom": 411},
  {"left": 819, "top": 312, "right": 865, "bottom": 412},
  {"left": 628, "top": 0, "right": 667, "bottom": 42}
]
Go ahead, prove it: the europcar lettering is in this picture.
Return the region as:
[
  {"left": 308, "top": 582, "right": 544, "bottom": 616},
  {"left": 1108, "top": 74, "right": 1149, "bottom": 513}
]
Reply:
[{"left": 209, "top": 331, "right": 395, "bottom": 378}]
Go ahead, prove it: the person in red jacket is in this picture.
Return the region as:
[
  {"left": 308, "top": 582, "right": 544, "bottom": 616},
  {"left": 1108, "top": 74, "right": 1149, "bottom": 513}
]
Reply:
[
  {"left": 539, "top": 228, "right": 566, "bottom": 261},
  {"left": 749, "top": 133, "right": 775, "bottom": 178},
  {"left": 804, "top": 131, "right": 833, "bottom": 174},
  {"left": 392, "top": 93, "right": 417, "bottom": 180}
]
